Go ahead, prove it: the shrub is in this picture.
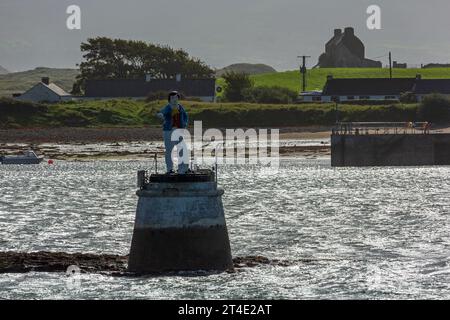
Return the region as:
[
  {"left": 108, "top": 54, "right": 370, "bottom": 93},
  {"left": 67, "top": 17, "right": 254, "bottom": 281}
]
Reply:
[
  {"left": 56, "top": 109, "right": 90, "bottom": 126},
  {"left": 0, "top": 98, "right": 47, "bottom": 118},
  {"left": 146, "top": 90, "right": 169, "bottom": 102},
  {"left": 399, "top": 91, "right": 418, "bottom": 103},
  {"left": 183, "top": 96, "right": 203, "bottom": 102},
  {"left": 242, "top": 86, "right": 298, "bottom": 104},
  {"left": 0, "top": 98, "right": 48, "bottom": 127},
  {"left": 222, "top": 71, "right": 253, "bottom": 102},
  {"left": 417, "top": 94, "right": 450, "bottom": 123},
  {"left": 343, "top": 100, "right": 400, "bottom": 106}
]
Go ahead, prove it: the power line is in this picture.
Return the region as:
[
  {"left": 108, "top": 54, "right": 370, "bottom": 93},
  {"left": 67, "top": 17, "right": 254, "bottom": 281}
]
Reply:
[{"left": 368, "top": 54, "right": 389, "bottom": 60}]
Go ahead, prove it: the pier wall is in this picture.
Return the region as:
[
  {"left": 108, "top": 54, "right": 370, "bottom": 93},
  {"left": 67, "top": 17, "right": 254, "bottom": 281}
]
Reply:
[{"left": 331, "top": 134, "right": 450, "bottom": 167}]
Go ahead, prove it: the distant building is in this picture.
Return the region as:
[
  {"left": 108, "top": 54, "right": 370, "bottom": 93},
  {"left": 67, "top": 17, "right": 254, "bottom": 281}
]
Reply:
[
  {"left": 298, "top": 90, "right": 323, "bottom": 102},
  {"left": 317, "top": 27, "right": 382, "bottom": 68},
  {"left": 320, "top": 75, "right": 450, "bottom": 102},
  {"left": 15, "top": 77, "right": 72, "bottom": 103},
  {"left": 422, "top": 63, "right": 450, "bottom": 69},
  {"left": 85, "top": 76, "right": 216, "bottom": 102},
  {"left": 393, "top": 61, "right": 407, "bottom": 69},
  {"left": 321, "top": 76, "right": 415, "bottom": 102}
]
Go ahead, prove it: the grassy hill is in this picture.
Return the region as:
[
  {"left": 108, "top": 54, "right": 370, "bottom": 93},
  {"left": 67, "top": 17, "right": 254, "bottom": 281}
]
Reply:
[
  {"left": 0, "top": 65, "right": 9, "bottom": 75},
  {"left": 248, "top": 68, "right": 450, "bottom": 92},
  {"left": 0, "top": 67, "right": 79, "bottom": 97},
  {"left": 216, "top": 63, "right": 276, "bottom": 77}
]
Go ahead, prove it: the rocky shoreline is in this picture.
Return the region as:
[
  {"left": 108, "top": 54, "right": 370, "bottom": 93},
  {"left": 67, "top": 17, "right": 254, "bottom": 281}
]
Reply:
[
  {"left": 0, "top": 143, "right": 330, "bottom": 160},
  {"left": 0, "top": 127, "right": 332, "bottom": 143},
  {"left": 0, "top": 127, "right": 331, "bottom": 160}
]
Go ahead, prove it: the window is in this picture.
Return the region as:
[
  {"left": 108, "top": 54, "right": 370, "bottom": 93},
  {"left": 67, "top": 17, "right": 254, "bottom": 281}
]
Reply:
[
  {"left": 346, "top": 96, "right": 355, "bottom": 100},
  {"left": 312, "top": 96, "right": 322, "bottom": 102},
  {"left": 331, "top": 96, "right": 340, "bottom": 102},
  {"left": 359, "top": 96, "right": 370, "bottom": 100},
  {"left": 385, "top": 96, "right": 397, "bottom": 100}
]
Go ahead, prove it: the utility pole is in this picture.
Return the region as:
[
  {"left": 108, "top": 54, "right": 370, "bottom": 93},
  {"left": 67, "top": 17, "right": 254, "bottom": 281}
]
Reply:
[
  {"left": 333, "top": 97, "right": 340, "bottom": 124},
  {"left": 389, "top": 51, "right": 393, "bottom": 79},
  {"left": 297, "top": 55, "right": 311, "bottom": 92}
]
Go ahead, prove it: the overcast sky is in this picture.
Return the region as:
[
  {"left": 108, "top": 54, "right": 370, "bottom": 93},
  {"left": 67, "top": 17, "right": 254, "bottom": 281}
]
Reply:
[{"left": 1, "top": 0, "right": 450, "bottom": 72}]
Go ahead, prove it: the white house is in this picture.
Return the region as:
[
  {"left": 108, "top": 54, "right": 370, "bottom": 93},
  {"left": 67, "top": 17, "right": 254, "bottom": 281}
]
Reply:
[
  {"left": 15, "top": 77, "right": 73, "bottom": 103},
  {"left": 320, "top": 76, "right": 417, "bottom": 102},
  {"left": 298, "top": 90, "right": 323, "bottom": 102},
  {"left": 319, "top": 74, "right": 450, "bottom": 102}
]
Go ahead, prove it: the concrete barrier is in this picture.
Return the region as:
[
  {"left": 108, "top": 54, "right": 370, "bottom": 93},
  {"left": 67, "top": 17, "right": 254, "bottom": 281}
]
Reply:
[
  {"left": 128, "top": 170, "right": 233, "bottom": 273},
  {"left": 331, "top": 134, "right": 450, "bottom": 167}
]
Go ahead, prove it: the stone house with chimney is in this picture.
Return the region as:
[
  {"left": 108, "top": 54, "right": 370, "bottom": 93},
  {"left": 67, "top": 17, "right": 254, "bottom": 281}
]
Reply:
[{"left": 317, "top": 27, "right": 382, "bottom": 68}]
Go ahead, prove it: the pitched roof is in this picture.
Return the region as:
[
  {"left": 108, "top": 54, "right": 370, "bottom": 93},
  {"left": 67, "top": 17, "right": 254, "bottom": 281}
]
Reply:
[
  {"left": 43, "top": 83, "right": 71, "bottom": 96},
  {"left": 85, "top": 78, "right": 216, "bottom": 97},
  {"left": 413, "top": 79, "right": 450, "bottom": 94},
  {"left": 322, "top": 78, "right": 416, "bottom": 96},
  {"left": 20, "top": 82, "right": 71, "bottom": 98},
  {"left": 326, "top": 33, "right": 344, "bottom": 49}
]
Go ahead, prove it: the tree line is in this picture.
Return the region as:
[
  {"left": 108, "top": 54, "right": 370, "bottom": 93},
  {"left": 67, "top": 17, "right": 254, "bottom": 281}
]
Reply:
[{"left": 72, "top": 37, "right": 214, "bottom": 94}]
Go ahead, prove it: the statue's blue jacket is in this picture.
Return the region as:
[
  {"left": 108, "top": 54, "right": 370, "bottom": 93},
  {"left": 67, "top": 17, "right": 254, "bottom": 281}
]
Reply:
[{"left": 159, "top": 104, "right": 188, "bottom": 131}]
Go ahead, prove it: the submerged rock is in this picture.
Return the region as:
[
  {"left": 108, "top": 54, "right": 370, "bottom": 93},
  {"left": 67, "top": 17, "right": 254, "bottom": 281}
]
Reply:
[
  {"left": 0, "top": 251, "right": 128, "bottom": 274},
  {"left": 0, "top": 252, "right": 293, "bottom": 276}
]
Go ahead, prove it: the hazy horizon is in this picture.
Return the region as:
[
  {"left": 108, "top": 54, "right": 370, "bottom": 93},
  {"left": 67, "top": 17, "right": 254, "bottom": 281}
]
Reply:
[{"left": 1, "top": 0, "right": 450, "bottom": 72}]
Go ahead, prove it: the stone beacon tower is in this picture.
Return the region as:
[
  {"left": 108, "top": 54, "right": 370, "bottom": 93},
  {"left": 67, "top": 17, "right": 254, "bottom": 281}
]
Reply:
[{"left": 128, "top": 170, "right": 233, "bottom": 273}]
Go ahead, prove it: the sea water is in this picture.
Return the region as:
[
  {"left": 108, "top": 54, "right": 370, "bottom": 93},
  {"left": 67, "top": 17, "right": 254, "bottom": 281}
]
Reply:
[{"left": 0, "top": 157, "right": 449, "bottom": 299}]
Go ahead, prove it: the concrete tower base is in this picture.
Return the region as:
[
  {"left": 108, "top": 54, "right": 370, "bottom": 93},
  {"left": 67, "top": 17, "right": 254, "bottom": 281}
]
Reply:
[{"left": 128, "top": 170, "right": 233, "bottom": 273}]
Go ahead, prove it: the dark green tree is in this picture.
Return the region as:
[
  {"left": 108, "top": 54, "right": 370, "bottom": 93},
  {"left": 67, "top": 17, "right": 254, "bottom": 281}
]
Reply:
[
  {"left": 72, "top": 37, "right": 214, "bottom": 94},
  {"left": 418, "top": 94, "right": 450, "bottom": 123},
  {"left": 222, "top": 71, "right": 253, "bottom": 102}
]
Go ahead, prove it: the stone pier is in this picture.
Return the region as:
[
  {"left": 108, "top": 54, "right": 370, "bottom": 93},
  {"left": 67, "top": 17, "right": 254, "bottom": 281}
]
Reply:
[{"left": 331, "top": 133, "right": 450, "bottom": 167}]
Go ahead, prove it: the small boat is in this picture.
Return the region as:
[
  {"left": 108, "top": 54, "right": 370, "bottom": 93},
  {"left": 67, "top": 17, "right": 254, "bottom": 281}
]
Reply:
[{"left": 0, "top": 150, "right": 44, "bottom": 165}]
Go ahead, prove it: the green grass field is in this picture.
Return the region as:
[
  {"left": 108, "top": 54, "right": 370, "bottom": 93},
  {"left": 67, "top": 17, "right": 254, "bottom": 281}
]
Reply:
[
  {"left": 246, "top": 68, "right": 450, "bottom": 92},
  {"left": 1, "top": 97, "right": 424, "bottom": 129}
]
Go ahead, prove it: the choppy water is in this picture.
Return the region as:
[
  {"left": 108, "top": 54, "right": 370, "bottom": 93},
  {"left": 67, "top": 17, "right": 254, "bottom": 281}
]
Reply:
[{"left": 1, "top": 157, "right": 450, "bottom": 299}]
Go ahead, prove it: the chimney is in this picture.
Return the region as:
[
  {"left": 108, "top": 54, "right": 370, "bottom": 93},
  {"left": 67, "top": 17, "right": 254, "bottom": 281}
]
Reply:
[
  {"left": 416, "top": 74, "right": 422, "bottom": 80},
  {"left": 176, "top": 73, "right": 182, "bottom": 82},
  {"left": 344, "top": 27, "right": 354, "bottom": 36},
  {"left": 327, "top": 75, "right": 334, "bottom": 81},
  {"left": 41, "top": 77, "right": 50, "bottom": 85},
  {"left": 145, "top": 74, "right": 152, "bottom": 82},
  {"left": 334, "top": 29, "right": 342, "bottom": 37}
]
